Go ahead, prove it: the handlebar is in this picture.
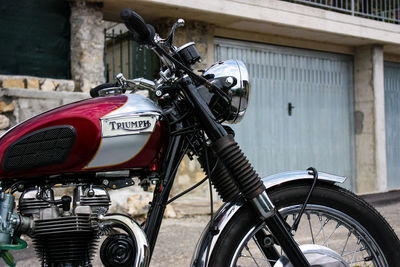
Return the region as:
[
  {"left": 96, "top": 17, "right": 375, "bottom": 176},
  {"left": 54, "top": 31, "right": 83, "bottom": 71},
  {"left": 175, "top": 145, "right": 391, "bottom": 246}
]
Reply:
[
  {"left": 120, "top": 8, "right": 155, "bottom": 45},
  {"left": 90, "top": 75, "right": 156, "bottom": 98}
]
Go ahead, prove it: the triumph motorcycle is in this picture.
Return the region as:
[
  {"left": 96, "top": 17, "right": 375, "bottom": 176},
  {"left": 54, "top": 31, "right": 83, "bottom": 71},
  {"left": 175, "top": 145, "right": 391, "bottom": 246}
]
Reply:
[{"left": 0, "top": 8, "right": 399, "bottom": 267}]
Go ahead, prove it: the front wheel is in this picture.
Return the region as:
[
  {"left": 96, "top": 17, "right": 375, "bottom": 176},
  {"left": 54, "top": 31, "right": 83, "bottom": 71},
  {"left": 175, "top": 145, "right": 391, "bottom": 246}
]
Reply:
[{"left": 208, "top": 182, "right": 400, "bottom": 266}]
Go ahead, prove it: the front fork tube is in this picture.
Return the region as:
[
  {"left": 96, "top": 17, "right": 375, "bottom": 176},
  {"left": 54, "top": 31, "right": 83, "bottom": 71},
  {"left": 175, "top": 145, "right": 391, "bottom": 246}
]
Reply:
[{"left": 252, "top": 192, "right": 310, "bottom": 266}]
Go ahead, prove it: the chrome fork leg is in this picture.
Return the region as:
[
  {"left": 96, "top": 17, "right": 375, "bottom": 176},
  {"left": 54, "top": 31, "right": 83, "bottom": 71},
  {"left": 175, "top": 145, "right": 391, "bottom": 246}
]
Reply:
[
  {"left": 250, "top": 191, "right": 311, "bottom": 267},
  {"left": 250, "top": 191, "right": 276, "bottom": 219}
]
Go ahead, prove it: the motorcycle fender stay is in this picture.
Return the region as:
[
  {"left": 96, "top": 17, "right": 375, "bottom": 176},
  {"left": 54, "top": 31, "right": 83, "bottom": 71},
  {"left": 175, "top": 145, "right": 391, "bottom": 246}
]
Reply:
[{"left": 190, "top": 170, "right": 347, "bottom": 267}]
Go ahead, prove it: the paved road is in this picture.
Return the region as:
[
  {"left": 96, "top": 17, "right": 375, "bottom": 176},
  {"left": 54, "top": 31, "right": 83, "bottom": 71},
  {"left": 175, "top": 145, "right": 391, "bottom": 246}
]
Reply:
[{"left": 5, "top": 199, "right": 400, "bottom": 267}]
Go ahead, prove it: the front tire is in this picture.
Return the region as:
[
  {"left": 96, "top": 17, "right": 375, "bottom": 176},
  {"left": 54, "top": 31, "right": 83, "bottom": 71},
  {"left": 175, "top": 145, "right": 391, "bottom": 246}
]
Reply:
[{"left": 209, "top": 182, "right": 400, "bottom": 266}]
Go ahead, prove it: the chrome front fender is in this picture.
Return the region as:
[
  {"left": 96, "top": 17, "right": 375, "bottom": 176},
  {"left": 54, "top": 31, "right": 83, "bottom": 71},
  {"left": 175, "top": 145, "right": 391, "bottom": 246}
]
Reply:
[{"left": 190, "top": 170, "right": 346, "bottom": 267}]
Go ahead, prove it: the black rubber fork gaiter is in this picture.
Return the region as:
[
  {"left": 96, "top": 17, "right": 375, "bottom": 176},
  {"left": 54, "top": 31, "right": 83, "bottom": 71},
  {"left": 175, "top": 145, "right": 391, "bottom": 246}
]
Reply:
[
  {"left": 199, "top": 149, "right": 240, "bottom": 202},
  {"left": 211, "top": 134, "right": 266, "bottom": 200}
]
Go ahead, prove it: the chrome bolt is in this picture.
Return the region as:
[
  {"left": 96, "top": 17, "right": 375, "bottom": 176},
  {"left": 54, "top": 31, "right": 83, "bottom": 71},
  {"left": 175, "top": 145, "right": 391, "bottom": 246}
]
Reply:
[
  {"left": 225, "top": 76, "right": 234, "bottom": 87},
  {"left": 155, "top": 90, "right": 163, "bottom": 97},
  {"left": 263, "top": 236, "right": 273, "bottom": 247},
  {"left": 177, "top": 18, "right": 185, "bottom": 27}
]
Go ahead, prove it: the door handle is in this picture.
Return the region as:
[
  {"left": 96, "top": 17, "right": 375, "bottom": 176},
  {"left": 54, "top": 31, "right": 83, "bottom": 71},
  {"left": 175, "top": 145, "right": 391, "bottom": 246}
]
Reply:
[{"left": 288, "top": 102, "right": 294, "bottom": 116}]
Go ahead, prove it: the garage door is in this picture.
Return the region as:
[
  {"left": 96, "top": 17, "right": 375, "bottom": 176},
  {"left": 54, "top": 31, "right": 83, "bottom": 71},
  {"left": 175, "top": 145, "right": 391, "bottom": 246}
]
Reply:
[
  {"left": 215, "top": 38, "right": 355, "bottom": 190},
  {"left": 385, "top": 61, "right": 400, "bottom": 189}
]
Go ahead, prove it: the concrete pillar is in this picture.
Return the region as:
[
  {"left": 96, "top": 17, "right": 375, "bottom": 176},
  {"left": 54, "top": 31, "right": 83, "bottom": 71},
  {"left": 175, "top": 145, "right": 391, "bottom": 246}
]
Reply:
[
  {"left": 354, "top": 45, "right": 387, "bottom": 193},
  {"left": 70, "top": 1, "right": 105, "bottom": 92}
]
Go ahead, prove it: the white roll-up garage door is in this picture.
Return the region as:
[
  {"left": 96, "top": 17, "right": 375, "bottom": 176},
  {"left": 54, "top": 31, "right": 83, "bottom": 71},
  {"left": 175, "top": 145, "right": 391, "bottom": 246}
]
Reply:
[{"left": 215, "top": 38, "right": 355, "bottom": 190}]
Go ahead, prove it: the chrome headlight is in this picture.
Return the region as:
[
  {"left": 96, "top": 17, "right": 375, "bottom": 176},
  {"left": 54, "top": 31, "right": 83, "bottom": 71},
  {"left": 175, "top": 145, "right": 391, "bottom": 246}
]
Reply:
[{"left": 202, "top": 60, "right": 250, "bottom": 124}]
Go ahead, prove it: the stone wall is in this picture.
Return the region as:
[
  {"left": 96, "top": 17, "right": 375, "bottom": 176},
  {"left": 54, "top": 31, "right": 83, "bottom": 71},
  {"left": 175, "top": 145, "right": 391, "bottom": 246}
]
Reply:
[
  {"left": 70, "top": 1, "right": 105, "bottom": 92},
  {"left": 0, "top": 78, "right": 78, "bottom": 134},
  {"left": 0, "top": 88, "right": 88, "bottom": 134},
  {"left": 0, "top": 75, "right": 75, "bottom": 92}
]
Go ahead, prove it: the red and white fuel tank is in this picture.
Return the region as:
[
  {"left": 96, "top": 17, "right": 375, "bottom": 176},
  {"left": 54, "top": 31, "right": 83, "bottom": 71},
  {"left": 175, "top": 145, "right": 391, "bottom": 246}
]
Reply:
[{"left": 0, "top": 94, "right": 168, "bottom": 179}]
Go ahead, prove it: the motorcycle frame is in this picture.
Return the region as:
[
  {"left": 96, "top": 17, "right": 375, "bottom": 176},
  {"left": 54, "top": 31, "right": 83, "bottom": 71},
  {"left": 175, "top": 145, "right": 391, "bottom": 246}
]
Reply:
[{"left": 144, "top": 134, "right": 188, "bottom": 255}]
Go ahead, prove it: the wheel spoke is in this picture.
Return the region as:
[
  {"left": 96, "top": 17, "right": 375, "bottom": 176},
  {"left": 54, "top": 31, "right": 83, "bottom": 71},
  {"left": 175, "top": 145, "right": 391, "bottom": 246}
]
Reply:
[
  {"left": 313, "top": 214, "right": 327, "bottom": 240},
  {"left": 306, "top": 213, "right": 315, "bottom": 244},
  {"left": 322, "top": 222, "right": 340, "bottom": 246},
  {"left": 244, "top": 244, "right": 261, "bottom": 267},
  {"left": 341, "top": 230, "right": 352, "bottom": 256},
  {"left": 349, "top": 236, "right": 361, "bottom": 265}
]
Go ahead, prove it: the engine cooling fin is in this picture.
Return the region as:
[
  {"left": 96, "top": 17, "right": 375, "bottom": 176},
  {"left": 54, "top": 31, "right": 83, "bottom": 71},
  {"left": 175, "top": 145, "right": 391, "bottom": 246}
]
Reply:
[{"left": 32, "top": 214, "right": 98, "bottom": 267}]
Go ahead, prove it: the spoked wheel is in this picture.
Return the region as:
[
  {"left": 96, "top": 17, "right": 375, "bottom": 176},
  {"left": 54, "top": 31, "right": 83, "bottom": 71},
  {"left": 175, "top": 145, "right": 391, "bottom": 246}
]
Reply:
[{"left": 208, "top": 182, "right": 400, "bottom": 267}]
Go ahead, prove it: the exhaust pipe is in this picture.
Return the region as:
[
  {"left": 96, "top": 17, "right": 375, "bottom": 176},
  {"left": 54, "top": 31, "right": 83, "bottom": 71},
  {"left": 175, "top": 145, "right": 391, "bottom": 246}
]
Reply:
[{"left": 98, "top": 214, "right": 150, "bottom": 267}]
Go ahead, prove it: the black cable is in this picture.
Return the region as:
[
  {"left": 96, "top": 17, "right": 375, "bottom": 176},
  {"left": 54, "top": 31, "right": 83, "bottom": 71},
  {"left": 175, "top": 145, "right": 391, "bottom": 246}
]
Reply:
[
  {"left": 166, "top": 177, "right": 207, "bottom": 205},
  {"left": 166, "top": 159, "right": 219, "bottom": 205},
  {"left": 205, "top": 145, "right": 214, "bottom": 218},
  {"left": 203, "top": 142, "right": 217, "bottom": 266},
  {"left": 291, "top": 167, "right": 319, "bottom": 232}
]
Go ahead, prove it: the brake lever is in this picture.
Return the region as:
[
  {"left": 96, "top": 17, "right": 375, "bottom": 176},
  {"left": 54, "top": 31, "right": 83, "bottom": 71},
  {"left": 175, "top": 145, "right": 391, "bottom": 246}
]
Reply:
[
  {"left": 115, "top": 73, "right": 156, "bottom": 93},
  {"left": 164, "top": 19, "right": 185, "bottom": 48}
]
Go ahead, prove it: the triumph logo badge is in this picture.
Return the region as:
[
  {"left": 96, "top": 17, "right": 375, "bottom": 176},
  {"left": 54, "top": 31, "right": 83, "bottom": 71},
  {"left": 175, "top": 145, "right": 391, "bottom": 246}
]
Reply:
[
  {"left": 108, "top": 120, "right": 151, "bottom": 131},
  {"left": 101, "top": 115, "right": 157, "bottom": 137}
]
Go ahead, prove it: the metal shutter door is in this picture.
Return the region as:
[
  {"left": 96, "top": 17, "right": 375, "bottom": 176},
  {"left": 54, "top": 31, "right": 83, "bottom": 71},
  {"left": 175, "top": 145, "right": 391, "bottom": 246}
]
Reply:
[
  {"left": 215, "top": 38, "right": 355, "bottom": 190},
  {"left": 385, "top": 61, "right": 400, "bottom": 189}
]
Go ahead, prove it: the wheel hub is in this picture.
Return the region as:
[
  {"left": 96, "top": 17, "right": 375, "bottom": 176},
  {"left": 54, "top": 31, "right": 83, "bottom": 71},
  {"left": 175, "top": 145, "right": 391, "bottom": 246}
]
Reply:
[{"left": 274, "top": 244, "right": 349, "bottom": 267}]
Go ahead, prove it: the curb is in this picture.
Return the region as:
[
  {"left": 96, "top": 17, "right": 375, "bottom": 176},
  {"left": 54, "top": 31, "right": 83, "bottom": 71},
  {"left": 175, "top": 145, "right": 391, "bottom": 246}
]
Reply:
[{"left": 361, "top": 190, "right": 400, "bottom": 206}]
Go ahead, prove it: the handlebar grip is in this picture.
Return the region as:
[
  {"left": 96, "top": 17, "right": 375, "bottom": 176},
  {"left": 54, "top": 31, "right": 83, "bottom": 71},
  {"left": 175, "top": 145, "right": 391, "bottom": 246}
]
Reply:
[
  {"left": 90, "top": 82, "right": 118, "bottom": 98},
  {"left": 120, "top": 8, "right": 153, "bottom": 45}
]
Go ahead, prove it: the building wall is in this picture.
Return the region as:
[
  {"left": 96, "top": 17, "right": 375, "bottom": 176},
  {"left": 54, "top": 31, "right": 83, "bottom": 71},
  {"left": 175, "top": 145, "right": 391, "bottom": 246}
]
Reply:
[{"left": 2, "top": 0, "right": 400, "bottom": 195}]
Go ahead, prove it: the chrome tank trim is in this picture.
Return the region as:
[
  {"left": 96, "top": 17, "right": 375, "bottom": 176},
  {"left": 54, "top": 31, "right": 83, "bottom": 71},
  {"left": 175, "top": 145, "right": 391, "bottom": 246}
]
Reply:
[
  {"left": 84, "top": 133, "right": 151, "bottom": 169},
  {"left": 104, "top": 94, "right": 161, "bottom": 117},
  {"left": 190, "top": 170, "right": 346, "bottom": 267},
  {"left": 85, "top": 94, "right": 162, "bottom": 169},
  {"left": 98, "top": 214, "right": 150, "bottom": 267}
]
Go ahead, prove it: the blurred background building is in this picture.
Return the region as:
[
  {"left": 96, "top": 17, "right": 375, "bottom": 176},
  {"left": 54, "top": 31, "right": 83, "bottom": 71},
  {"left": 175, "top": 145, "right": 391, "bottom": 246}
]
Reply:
[{"left": 1, "top": 0, "right": 400, "bottom": 196}]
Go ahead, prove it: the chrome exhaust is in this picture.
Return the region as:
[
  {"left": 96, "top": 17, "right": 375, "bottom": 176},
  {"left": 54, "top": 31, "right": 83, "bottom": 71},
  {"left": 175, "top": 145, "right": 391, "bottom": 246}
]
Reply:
[{"left": 98, "top": 214, "right": 150, "bottom": 267}]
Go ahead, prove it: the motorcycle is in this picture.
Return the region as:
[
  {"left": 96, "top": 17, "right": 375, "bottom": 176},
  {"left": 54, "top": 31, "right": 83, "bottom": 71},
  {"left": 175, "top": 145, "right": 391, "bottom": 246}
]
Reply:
[{"left": 0, "top": 8, "right": 399, "bottom": 267}]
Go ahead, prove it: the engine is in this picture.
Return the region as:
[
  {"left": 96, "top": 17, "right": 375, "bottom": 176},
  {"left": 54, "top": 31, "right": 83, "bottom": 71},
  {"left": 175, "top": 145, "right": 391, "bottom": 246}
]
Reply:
[
  {"left": 18, "top": 185, "right": 111, "bottom": 267},
  {"left": 0, "top": 175, "right": 151, "bottom": 267}
]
